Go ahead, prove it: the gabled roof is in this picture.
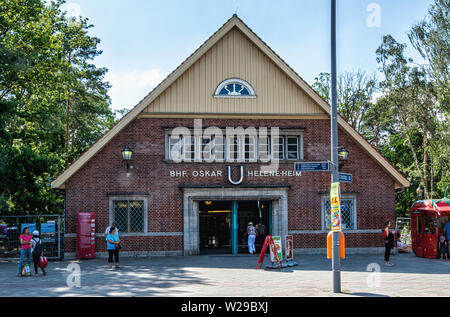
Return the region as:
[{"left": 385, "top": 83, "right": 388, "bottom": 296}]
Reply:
[{"left": 51, "top": 15, "right": 410, "bottom": 189}]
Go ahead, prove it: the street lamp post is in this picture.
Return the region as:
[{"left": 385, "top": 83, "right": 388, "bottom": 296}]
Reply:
[{"left": 330, "top": 0, "right": 341, "bottom": 293}]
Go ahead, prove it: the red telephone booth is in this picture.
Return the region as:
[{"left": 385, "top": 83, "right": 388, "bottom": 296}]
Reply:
[
  {"left": 410, "top": 198, "right": 450, "bottom": 259},
  {"left": 76, "top": 212, "right": 96, "bottom": 259}
]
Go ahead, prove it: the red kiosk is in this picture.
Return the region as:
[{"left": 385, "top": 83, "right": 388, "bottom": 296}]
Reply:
[
  {"left": 410, "top": 196, "right": 450, "bottom": 259},
  {"left": 76, "top": 212, "right": 96, "bottom": 259}
]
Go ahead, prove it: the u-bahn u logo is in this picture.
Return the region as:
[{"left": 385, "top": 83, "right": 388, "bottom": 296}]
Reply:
[{"left": 228, "top": 166, "right": 244, "bottom": 185}]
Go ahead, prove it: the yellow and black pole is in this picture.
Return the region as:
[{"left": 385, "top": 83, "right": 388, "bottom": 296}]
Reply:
[{"left": 330, "top": 0, "right": 341, "bottom": 293}]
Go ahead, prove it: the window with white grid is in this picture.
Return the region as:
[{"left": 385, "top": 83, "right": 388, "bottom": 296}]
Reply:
[
  {"left": 258, "top": 135, "right": 270, "bottom": 162},
  {"left": 213, "top": 135, "right": 225, "bottom": 162},
  {"left": 166, "top": 129, "right": 303, "bottom": 162},
  {"left": 322, "top": 196, "right": 357, "bottom": 230},
  {"left": 244, "top": 136, "right": 257, "bottom": 162},
  {"left": 201, "top": 136, "right": 212, "bottom": 161},
  {"left": 271, "top": 137, "right": 285, "bottom": 160},
  {"left": 111, "top": 198, "right": 147, "bottom": 233}
]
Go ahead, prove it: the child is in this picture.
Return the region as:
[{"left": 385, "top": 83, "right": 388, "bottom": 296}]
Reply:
[
  {"left": 438, "top": 234, "right": 448, "bottom": 260},
  {"left": 31, "top": 230, "right": 46, "bottom": 276}
]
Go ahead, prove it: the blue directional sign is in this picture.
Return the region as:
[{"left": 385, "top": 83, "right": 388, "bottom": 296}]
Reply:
[
  {"left": 339, "top": 173, "right": 353, "bottom": 183},
  {"left": 294, "top": 162, "right": 330, "bottom": 172}
]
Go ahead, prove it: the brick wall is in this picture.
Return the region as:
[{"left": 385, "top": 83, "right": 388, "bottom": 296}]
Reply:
[{"left": 64, "top": 117, "right": 396, "bottom": 254}]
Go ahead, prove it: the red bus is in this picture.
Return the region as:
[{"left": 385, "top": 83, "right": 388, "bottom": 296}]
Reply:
[{"left": 410, "top": 197, "right": 450, "bottom": 258}]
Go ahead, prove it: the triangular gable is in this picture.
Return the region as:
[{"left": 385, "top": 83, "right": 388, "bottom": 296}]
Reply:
[
  {"left": 143, "top": 26, "right": 326, "bottom": 116},
  {"left": 51, "top": 15, "right": 410, "bottom": 189}
]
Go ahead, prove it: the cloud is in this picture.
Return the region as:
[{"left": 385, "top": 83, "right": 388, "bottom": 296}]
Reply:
[
  {"left": 104, "top": 68, "right": 166, "bottom": 111},
  {"left": 371, "top": 91, "right": 385, "bottom": 103}
]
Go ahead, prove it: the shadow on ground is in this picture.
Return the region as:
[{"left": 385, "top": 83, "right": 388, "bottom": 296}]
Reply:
[{"left": 0, "top": 252, "right": 449, "bottom": 297}]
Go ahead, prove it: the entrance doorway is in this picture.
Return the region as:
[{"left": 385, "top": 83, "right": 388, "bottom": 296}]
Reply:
[
  {"left": 199, "top": 201, "right": 232, "bottom": 254},
  {"left": 199, "top": 200, "right": 272, "bottom": 254},
  {"left": 237, "top": 201, "right": 271, "bottom": 254}
]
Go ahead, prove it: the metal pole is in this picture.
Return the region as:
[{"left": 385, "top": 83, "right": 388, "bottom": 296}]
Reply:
[{"left": 330, "top": 0, "right": 341, "bottom": 293}]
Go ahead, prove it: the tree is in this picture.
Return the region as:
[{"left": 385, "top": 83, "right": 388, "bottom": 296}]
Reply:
[
  {"left": 376, "top": 34, "right": 444, "bottom": 201},
  {"left": 0, "top": 0, "right": 116, "bottom": 215},
  {"left": 54, "top": 14, "right": 115, "bottom": 165},
  {"left": 408, "top": 0, "right": 450, "bottom": 113},
  {"left": 312, "top": 70, "right": 377, "bottom": 135}
]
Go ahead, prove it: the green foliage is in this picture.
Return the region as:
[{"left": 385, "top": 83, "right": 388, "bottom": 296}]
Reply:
[
  {"left": 0, "top": 0, "right": 117, "bottom": 215},
  {"left": 408, "top": 0, "right": 450, "bottom": 113},
  {"left": 312, "top": 70, "right": 377, "bottom": 134},
  {"left": 312, "top": 0, "right": 449, "bottom": 217}
]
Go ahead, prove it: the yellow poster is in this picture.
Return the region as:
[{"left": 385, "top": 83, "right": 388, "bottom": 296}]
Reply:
[{"left": 330, "top": 182, "right": 341, "bottom": 232}]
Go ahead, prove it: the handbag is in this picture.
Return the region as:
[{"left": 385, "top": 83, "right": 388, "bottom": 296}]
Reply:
[
  {"left": 22, "top": 264, "right": 31, "bottom": 277},
  {"left": 117, "top": 242, "right": 122, "bottom": 250},
  {"left": 39, "top": 255, "right": 48, "bottom": 268}
]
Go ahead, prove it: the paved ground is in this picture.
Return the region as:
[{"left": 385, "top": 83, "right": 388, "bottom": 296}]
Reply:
[{"left": 0, "top": 252, "right": 449, "bottom": 297}]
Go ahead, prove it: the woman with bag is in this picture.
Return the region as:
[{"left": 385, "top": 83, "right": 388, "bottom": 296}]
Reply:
[
  {"left": 383, "top": 221, "right": 395, "bottom": 266},
  {"left": 31, "top": 230, "right": 46, "bottom": 277},
  {"left": 106, "top": 227, "right": 120, "bottom": 269},
  {"left": 17, "top": 227, "right": 33, "bottom": 277}
]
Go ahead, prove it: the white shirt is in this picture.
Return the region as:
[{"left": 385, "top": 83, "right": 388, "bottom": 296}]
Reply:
[{"left": 31, "top": 237, "right": 41, "bottom": 253}]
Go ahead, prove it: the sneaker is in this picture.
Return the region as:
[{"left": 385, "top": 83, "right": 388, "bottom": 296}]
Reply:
[{"left": 385, "top": 262, "right": 394, "bottom": 267}]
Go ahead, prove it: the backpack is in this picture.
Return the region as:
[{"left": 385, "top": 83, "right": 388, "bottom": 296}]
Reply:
[{"left": 32, "top": 238, "right": 43, "bottom": 256}]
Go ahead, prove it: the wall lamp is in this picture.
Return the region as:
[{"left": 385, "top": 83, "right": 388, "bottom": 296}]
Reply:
[
  {"left": 416, "top": 186, "right": 424, "bottom": 199},
  {"left": 338, "top": 145, "right": 349, "bottom": 169},
  {"left": 122, "top": 145, "right": 133, "bottom": 172}
]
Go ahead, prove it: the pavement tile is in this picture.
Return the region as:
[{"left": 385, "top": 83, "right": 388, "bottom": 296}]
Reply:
[{"left": 0, "top": 253, "right": 449, "bottom": 297}]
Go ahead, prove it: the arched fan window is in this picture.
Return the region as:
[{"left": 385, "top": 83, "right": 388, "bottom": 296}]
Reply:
[{"left": 214, "top": 78, "right": 256, "bottom": 98}]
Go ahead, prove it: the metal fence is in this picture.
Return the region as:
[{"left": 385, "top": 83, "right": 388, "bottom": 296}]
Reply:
[
  {"left": 0, "top": 215, "right": 63, "bottom": 260},
  {"left": 395, "top": 217, "right": 412, "bottom": 253}
]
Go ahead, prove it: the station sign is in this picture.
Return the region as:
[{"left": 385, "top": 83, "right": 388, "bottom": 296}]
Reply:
[
  {"left": 294, "top": 162, "right": 330, "bottom": 172},
  {"left": 339, "top": 173, "right": 353, "bottom": 183}
]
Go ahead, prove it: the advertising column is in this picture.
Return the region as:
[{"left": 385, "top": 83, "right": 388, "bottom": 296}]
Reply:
[{"left": 76, "top": 212, "right": 96, "bottom": 259}]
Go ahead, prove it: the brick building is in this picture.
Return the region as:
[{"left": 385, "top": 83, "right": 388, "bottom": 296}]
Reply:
[{"left": 52, "top": 16, "right": 409, "bottom": 258}]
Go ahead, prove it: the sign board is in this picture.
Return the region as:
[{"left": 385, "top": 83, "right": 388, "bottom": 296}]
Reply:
[
  {"left": 41, "top": 223, "right": 56, "bottom": 234},
  {"left": 40, "top": 222, "right": 56, "bottom": 243},
  {"left": 76, "top": 212, "right": 96, "bottom": 259},
  {"left": 294, "top": 162, "right": 330, "bottom": 172},
  {"left": 339, "top": 173, "right": 353, "bottom": 183},
  {"left": 285, "top": 235, "right": 294, "bottom": 261},
  {"left": 330, "top": 182, "right": 341, "bottom": 232},
  {"left": 270, "top": 236, "right": 283, "bottom": 262},
  {"left": 21, "top": 223, "right": 36, "bottom": 233}
]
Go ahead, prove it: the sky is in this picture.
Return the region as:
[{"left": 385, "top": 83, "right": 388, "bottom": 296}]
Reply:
[{"left": 61, "top": 0, "right": 434, "bottom": 111}]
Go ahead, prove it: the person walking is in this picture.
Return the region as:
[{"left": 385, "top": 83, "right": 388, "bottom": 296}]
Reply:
[
  {"left": 17, "top": 227, "right": 33, "bottom": 277},
  {"left": 383, "top": 221, "right": 395, "bottom": 266},
  {"left": 438, "top": 234, "right": 448, "bottom": 260},
  {"left": 444, "top": 220, "right": 450, "bottom": 257},
  {"left": 31, "top": 230, "right": 46, "bottom": 276},
  {"left": 256, "top": 222, "right": 267, "bottom": 253},
  {"left": 246, "top": 222, "right": 257, "bottom": 255},
  {"left": 106, "top": 226, "right": 120, "bottom": 269}
]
